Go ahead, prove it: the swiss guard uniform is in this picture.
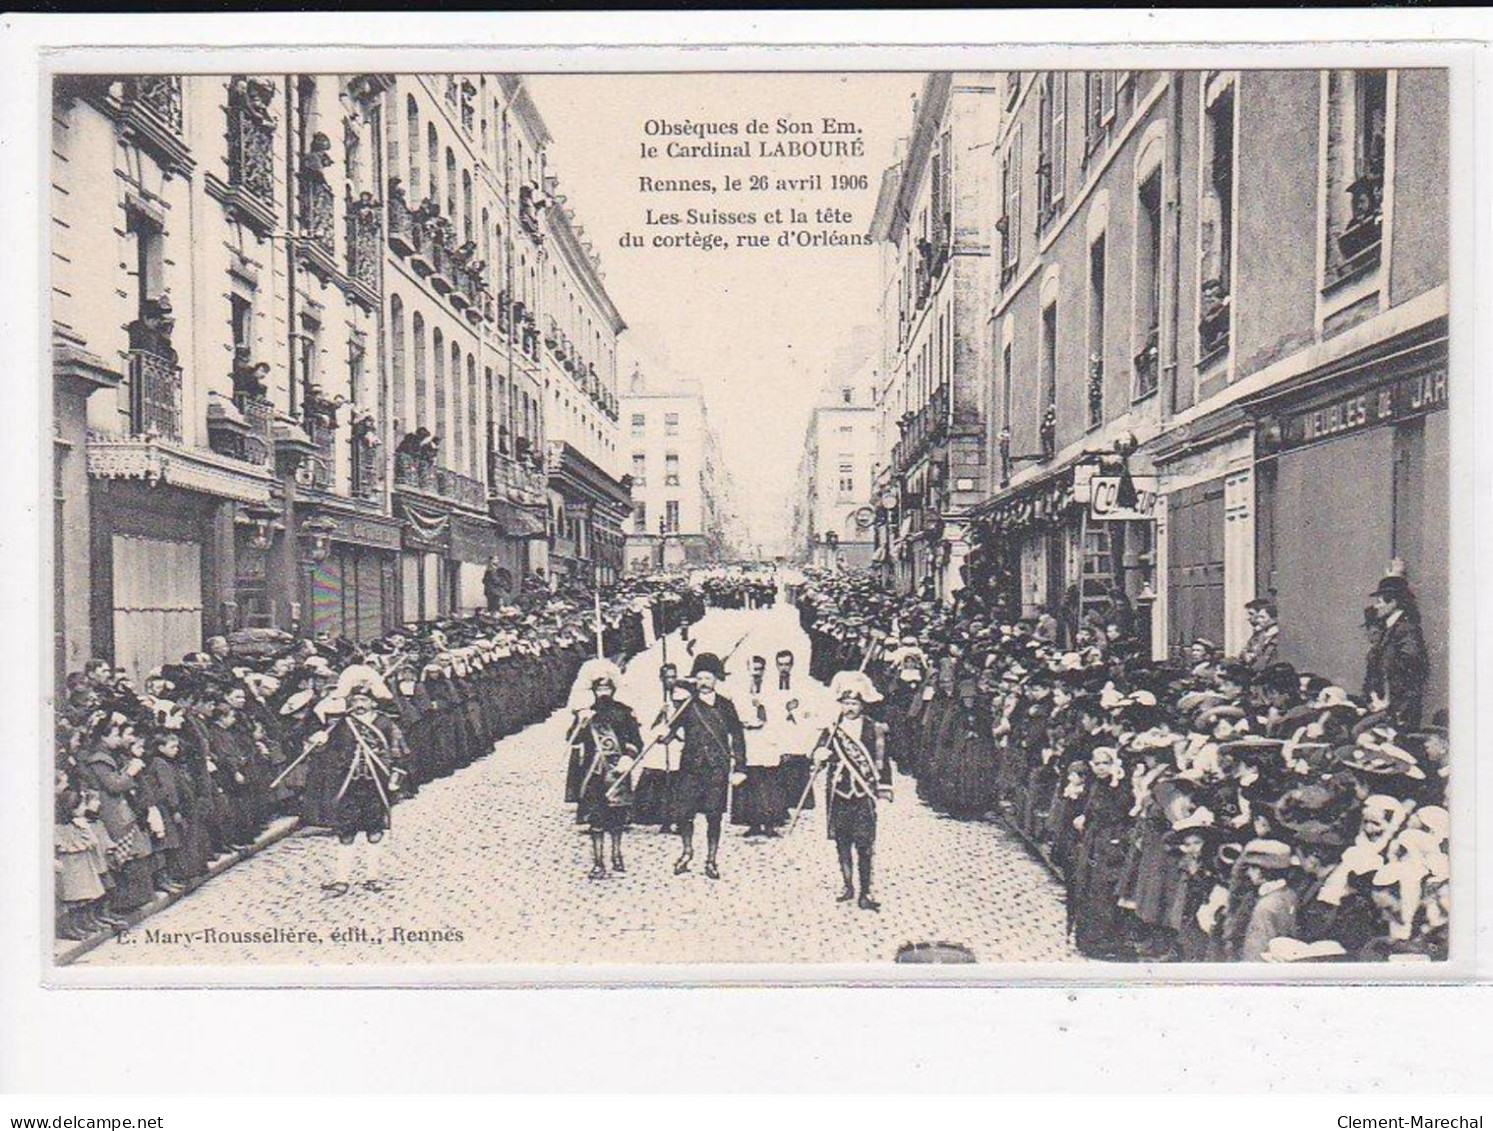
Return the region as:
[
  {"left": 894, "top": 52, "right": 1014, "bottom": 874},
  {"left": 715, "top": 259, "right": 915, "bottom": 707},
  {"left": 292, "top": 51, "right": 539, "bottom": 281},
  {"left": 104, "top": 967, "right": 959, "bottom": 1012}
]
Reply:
[
  {"left": 304, "top": 690, "right": 408, "bottom": 895},
  {"left": 815, "top": 670, "right": 893, "bottom": 911},
  {"left": 669, "top": 652, "right": 745, "bottom": 880}
]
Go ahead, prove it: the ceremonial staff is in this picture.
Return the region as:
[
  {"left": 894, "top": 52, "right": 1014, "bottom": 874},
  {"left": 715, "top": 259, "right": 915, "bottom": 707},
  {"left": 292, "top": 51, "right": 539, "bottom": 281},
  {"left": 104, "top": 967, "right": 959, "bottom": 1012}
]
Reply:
[
  {"left": 604, "top": 629, "right": 750, "bottom": 800},
  {"left": 786, "top": 635, "right": 880, "bottom": 831}
]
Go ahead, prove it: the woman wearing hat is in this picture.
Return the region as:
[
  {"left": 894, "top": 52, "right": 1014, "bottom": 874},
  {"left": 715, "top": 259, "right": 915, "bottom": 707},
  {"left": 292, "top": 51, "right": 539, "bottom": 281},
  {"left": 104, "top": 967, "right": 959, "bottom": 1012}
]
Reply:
[
  {"left": 667, "top": 653, "right": 746, "bottom": 880},
  {"left": 1366, "top": 575, "right": 1430, "bottom": 730}
]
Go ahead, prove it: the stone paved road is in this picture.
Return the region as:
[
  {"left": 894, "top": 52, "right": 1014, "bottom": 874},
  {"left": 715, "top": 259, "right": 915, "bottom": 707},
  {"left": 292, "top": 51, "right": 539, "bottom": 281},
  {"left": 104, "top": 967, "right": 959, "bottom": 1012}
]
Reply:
[{"left": 79, "top": 605, "right": 1076, "bottom": 968}]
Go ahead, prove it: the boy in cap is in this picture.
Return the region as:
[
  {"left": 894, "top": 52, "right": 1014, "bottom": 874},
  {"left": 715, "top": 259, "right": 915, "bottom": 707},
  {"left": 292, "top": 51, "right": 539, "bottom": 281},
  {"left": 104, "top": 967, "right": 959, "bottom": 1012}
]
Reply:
[{"left": 811, "top": 670, "right": 893, "bottom": 911}]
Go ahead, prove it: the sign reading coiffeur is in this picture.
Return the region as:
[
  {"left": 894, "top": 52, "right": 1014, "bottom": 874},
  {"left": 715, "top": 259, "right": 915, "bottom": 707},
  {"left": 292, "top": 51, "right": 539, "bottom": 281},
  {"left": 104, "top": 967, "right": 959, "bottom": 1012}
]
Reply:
[{"left": 1087, "top": 475, "right": 1158, "bottom": 521}]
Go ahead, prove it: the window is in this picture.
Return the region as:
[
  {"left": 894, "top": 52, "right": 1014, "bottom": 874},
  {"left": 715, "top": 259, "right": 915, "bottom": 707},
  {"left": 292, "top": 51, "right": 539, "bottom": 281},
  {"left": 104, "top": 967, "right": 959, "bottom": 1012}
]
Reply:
[
  {"left": 664, "top": 412, "right": 679, "bottom": 436},
  {"left": 664, "top": 499, "right": 680, "bottom": 534},
  {"left": 841, "top": 386, "right": 854, "bottom": 405},
  {"left": 412, "top": 312, "right": 427, "bottom": 429},
  {"left": 1134, "top": 169, "right": 1163, "bottom": 400},
  {"left": 1037, "top": 73, "right": 1067, "bottom": 233},
  {"left": 838, "top": 424, "right": 854, "bottom": 437},
  {"left": 451, "top": 341, "right": 464, "bottom": 470},
  {"left": 466, "top": 355, "right": 479, "bottom": 477},
  {"left": 1323, "top": 69, "right": 1389, "bottom": 286},
  {"left": 432, "top": 327, "right": 445, "bottom": 451},
  {"left": 1199, "top": 74, "right": 1237, "bottom": 363},
  {"left": 632, "top": 452, "right": 646, "bottom": 486},
  {"left": 1084, "top": 72, "right": 1116, "bottom": 156},
  {"left": 230, "top": 294, "right": 253, "bottom": 360},
  {"left": 633, "top": 501, "right": 647, "bottom": 531},
  {"left": 426, "top": 124, "right": 439, "bottom": 206},
  {"left": 998, "top": 127, "right": 1022, "bottom": 285},
  {"left": 1039, "top": 300, "right": 1058, "bottom": 459},
  {"left": 405, "top": 96, "right": 421, "bottom": 197},
  {"left": 445, "top": 148, "right": 457, "bottom": 220},
  {"left": 390, "top": 295, "right": 406, "bottom": 433},
  {"left": 838, "top": 461, "right": 856, "bottom": 497},
  {"left": 1087, "top": 233, "right": 1106, "bottom": 431},
  {"left": 665, "top": 453, "right": 680, "bottom": 487}
]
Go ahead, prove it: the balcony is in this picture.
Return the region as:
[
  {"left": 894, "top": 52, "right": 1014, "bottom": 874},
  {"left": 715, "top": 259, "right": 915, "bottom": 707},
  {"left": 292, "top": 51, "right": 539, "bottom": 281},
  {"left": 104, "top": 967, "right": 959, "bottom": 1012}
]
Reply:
[
  {"left": 220, "top": 76, "right": 277, "bottom": 234},
  {"left": 891, "top": 383, "right": 950, "bottom": 473},
  {"left": 386, "top": 178, "right": 417, "bottom": 257},
  {"left": 117, "top": 76, "right": 192, "bottom": 175},
  {"left": 208, "top": 391, "right": 276, "bottom": 466},
  {"left": 487, "top": 452, "right": 548, "bottom": 507},
  {"left": 345, "top": 189, "right": 381, "bottom": 307},
  {"left": 350, "top": 410, "right": 382, "bottom": 501},
  {"left": 393, "top": 451, "right": 486, "bottom": 512},
  {"left": 297, "top": 141, "right": 337, "bottom": 274},
  {"left": 519, "top": 184, "right": 544, "bottom": 241},
  {"left": 127, "top": 346, "right": 182, "bottom": 441}
]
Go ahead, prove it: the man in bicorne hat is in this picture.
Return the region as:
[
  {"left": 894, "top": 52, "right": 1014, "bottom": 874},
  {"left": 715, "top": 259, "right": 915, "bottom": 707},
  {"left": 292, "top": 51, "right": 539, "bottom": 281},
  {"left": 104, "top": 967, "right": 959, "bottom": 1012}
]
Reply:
[
  {"left": 305, "top": 687, "right": 409, "bottom": 896},
  {"left": 668, "top": 652, "right": 745, "bottom": 879},
  {"left": 812, "top": 669, "right": 893, "bottom": 911}
]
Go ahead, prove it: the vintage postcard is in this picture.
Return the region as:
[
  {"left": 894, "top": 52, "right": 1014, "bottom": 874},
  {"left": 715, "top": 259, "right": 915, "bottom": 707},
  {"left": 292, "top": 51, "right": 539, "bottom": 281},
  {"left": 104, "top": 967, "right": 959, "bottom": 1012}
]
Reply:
[{"left": 41, "top": 49, "right": 1470, "bottom": 983}]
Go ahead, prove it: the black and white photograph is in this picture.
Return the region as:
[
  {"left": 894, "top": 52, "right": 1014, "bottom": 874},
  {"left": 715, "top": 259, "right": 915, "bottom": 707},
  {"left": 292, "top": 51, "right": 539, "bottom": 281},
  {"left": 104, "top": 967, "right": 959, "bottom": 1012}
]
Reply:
[{"left": 35, "top": 57, "right": 1463, "bottom": 975}]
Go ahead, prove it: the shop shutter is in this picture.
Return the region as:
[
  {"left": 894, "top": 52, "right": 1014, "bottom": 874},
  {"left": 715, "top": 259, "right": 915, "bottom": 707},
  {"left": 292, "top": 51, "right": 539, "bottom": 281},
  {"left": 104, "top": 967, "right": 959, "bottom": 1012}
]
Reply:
[
  {"left": 356, "top": 549, "right": 385, "bottom": 642},
  {"left": 1167, "top": 480, "right": 1225, "bottom": 654},
  {"left": 112, "top": 534, "right": 203, "bottom": 684}
]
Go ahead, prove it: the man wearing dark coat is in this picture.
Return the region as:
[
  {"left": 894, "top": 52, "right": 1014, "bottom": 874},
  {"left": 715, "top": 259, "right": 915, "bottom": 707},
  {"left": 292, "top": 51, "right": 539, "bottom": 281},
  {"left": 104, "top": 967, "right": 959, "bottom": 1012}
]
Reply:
[
  {"left": 668, "top": 652, "right": 745, "bottom": 880},
  {"left": 570, "top": 661, "right": 644, "bottom": 879},
  {"left": 812, "top": 670, "right": 893, "bottom": 911},
  {"left": 305, "top": 688, "right": 408, "bottom": 895},
  {"left": 1367, "top": 575, "right": 1430, "bottom": 730}
]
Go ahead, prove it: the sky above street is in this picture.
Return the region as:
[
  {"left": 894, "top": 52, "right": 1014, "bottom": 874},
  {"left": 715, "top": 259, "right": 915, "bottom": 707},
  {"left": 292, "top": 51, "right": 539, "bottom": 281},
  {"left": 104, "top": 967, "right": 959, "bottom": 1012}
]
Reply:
[{"left": 526, "top": 73, "right": 923, "bottom": 556}]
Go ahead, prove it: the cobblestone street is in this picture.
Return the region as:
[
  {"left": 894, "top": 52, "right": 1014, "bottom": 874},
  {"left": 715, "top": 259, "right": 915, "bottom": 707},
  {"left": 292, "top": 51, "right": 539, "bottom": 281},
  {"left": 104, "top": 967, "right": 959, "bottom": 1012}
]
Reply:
[{"left": 78, "top": 606, "right": 1075, "bottom": 968}]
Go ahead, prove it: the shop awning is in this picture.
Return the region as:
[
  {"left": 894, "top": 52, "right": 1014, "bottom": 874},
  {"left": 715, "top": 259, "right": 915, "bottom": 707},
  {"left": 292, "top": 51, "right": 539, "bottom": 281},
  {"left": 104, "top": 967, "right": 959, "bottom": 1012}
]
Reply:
[{"left": 971, "top": 462, "right": 1078, "bottom": 536}]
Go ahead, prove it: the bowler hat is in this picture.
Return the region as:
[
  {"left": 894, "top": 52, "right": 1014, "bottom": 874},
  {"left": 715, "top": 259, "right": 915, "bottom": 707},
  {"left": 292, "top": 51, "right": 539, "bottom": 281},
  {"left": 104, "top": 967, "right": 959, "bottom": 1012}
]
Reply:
[{"left": 1371, "top": 575, "right": 1412, "bottom": 601}]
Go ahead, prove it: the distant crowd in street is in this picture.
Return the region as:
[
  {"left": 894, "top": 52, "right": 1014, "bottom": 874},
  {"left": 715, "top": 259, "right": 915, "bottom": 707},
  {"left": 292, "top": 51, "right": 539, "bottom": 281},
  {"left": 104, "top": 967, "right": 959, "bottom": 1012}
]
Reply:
[{"left": 799, "top": 568, "right": 1447, "bottom": 963}]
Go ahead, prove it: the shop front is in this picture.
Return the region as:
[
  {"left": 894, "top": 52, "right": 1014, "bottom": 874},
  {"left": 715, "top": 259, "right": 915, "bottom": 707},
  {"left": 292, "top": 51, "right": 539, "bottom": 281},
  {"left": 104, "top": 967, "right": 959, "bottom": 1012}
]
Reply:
[
  {"left": 1245, "top": 322, "right": 1448, "bottom": 717},
  {"left": 1148, "top": 407, "right": 1256, "bottom": 662},
  {"left": 396, "top": 494, "right": 453, "bottom": 623},
  {"left": 296, "top": 505, "right": 404, "bottom": 643},
  {"left": 450, "top": 511, "right": 504, "bottom": 613}
]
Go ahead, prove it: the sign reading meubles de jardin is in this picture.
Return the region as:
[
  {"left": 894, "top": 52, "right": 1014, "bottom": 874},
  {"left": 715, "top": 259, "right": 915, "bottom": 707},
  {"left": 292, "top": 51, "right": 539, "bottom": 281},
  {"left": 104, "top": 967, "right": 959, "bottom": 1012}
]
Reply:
[{"left": 1278, "top": 367, "right": 1448, "bottom": 453}]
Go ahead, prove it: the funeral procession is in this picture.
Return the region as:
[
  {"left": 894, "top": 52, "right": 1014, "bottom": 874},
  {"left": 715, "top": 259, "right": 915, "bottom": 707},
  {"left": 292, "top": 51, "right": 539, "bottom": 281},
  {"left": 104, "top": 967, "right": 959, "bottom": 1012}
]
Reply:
[{"left": 48, "top": 67, "right": 1451, "bottom": 969}]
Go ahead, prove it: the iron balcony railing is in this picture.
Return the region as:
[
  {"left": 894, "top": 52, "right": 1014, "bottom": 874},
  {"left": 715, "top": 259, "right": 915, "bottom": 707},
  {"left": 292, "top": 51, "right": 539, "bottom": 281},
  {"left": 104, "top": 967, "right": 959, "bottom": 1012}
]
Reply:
[{"left": 128, "top": 347, "right": 182, "bottom": 441}]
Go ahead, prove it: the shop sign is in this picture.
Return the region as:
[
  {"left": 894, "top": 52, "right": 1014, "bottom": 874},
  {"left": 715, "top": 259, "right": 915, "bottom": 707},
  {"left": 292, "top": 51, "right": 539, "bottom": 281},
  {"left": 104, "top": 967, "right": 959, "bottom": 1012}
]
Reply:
[
  {"left": 322, "top": 512, "right": 404, "bottom": 552},
  {"left": 1278, "top": 367, "right": 1447, "bottom": 453},
  {"left": 1086, "top": 475, "right": 1158, "bottom": 521}
]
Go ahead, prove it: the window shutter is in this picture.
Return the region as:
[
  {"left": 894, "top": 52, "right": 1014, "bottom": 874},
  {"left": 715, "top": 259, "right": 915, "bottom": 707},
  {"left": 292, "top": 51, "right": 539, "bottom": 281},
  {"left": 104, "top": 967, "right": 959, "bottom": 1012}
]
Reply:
[{"left": 1052, "top": 76, "right": 1067, "bottom": 205}]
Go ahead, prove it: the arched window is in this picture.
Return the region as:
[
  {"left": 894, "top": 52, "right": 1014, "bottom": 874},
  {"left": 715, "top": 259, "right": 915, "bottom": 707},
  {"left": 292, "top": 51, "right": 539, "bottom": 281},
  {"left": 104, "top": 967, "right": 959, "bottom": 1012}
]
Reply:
[
  {"left": 432, "top": 327, "right": 445, "bottom": 453},
  {"left": 466, "top": 355, "right": 479, "bottom": 477},
  {"left": 481, "top": 207, "right": 491, "bottom": 270},
  {"left": 426, "top": 123, "right": 439, "bottom": 206},
  {"left": 411, "top": 311, "right": 427, "bottom": 429},
  {"left": 405, "top": 95, "right": 420, "bottom": 197},
  {"left": 450, "top": 339, "right": 464, "bottom": 470},
  {"left": 390, "top": 294, "right": 407, "bottom": 433},
  {"left": 445, "top": 148, "right": 457, "bottom": 220},
  {"left": 461, "top": 169, "right": 473, "bottom": 245}
]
